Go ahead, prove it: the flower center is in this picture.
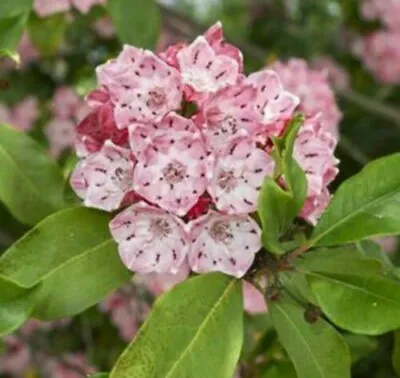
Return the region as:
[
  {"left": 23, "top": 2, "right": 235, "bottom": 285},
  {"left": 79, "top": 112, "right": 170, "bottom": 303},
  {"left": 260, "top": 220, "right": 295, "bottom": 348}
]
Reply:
[
  {"left": 147, "top": 88, "right": 167, "bottom": 109},
  {"left": 221, "top": 115, "right": 238, "bottom": 135},
  {"left": 162, "top": 160, "right": 187, "bottom": 184},
  {"left": 110, "top": 166, "right": 131, "bottom": 190},
  {"left": 210, "top": 221, "right": 233, "bottom": 244},
  {"left": 149, "top": 218, "right": 171, "bottom": 238},
  {"left": 217, "top": 170, "right": 237, "bottom": 192}
]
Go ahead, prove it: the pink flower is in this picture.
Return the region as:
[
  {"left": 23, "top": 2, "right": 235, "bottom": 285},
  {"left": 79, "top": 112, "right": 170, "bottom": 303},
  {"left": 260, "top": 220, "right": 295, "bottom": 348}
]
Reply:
[
  {"left": 361, "top": 0, "right": 400, "bottom": 30},
  {"left": 194, "top": 83, "right": 260, "bottom": 152},
  {"left": 12, "top": 97, "right": 39, "bottom": 131},
  {"left": 270, "top": 59, "right": 342, "bottom": 139},
  {"left": 246, "top": 69, "right": 299, "bottom": 138},
  {"left": 97, "top": 46, "right": 183, "bottom": 128},
  {"left": 312, "top": 56, "right": 350, "bottom": 90},
  {"left": 0, "top": 336, "right": 31, "bottom": 376},
  {"left": 71, "top": 140, "right": 135, "bottom": 211},
  {"left": 0, "top": 103, "right": 12, "bottom": 125},
  {"left": 109, "top": 202, "right": 190, "bottom": 274},
  {"left": 133, "top": 122, "right": 208, "bottom": 216},
  {"left": 374, "top": 236, "right": 398, "bottom": 254},
  {"left": 71, "top": 0, "right": 106, "bottom": 14},
  {"left": 293, "top": 115, "right": 339, "bottom": 224},
  {"left": 76, "top": 97, "right": 128, "bottom": 157},
  {"left": 203, "top": 22, "right": 243, "bottom": 72},
  {"left": 45, "top": 119, "right": 76, "bottom": 158},
  {"left": 52, "top": 87, "right": 89, "bottom": 121},
  {"left": 188, "top": 211, "right": 261, "bottom": 278},
  {"left": 128, "top": 111, "right": 201, "bottom": 160},
  {"left": 176, "top": 35, "right": 240, "bottom": 101},
  {"left": 45, "top": 353, "right": 97, "bottom": 378},
  {"left": 34, "top": 0, "right": 71, "bottom": 17},
  {"left": 207, "top": 138, "right": 275, "bottom": 214},
  {"left": 93, "top": 16, "right": 115, "bottom": 38},
  {"left": 243, "top": 281, "right": 267, "bottom": 314},
  {"left": 354, "top": 30, "right": 400, "bottom": 85},
  {"left": 140, "top": 260, "right": 191, "bottom": 296}
]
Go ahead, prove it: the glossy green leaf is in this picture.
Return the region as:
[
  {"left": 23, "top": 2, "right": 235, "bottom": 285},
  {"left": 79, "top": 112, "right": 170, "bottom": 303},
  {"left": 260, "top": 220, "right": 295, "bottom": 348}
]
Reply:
[
  {"left": 297, "top": 249, "right": 400, "bottom": 335},
  {"left": 107, "top": 0, "right": 160, "bottom": 49},
  {"left": 0, "top": 0, "right": 33, "bottom": 61},
  {"left": 0, "top": 125, "right": 66, "bottom": 225},
  {"left": 258, "top": 116, "right": 307, "bottom": 254},
  {"left": 356, "top": 240, "right": 392, "bottom": 266},
  {"left": 344, "top": 334, "right": 377, "bottom": 364},
  {"left": 311, "top": 153, "right": 400, "bottom": 247},
  {"left": 111, "top": 273, "right": 243, "bottom": 378},
  {"left": 270, "top": 296, "right": 350, "bottom": 378},
  {"left": 27, "top": 13, "right": 66, "bottom": 56},
  {"left": 0, "top": 207, "right": 130, "bottom": 319},
  {"left": 393, "top": 331, "right": 400, "bottom": 377},
  {"left": 0, "top": 275, "right": 41, "bottom": 336}
]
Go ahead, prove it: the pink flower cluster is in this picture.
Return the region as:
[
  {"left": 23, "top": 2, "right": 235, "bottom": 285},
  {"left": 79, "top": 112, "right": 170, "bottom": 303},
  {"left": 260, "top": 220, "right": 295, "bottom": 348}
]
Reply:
[
  {"left": 355, "top": 0, "right": 400, "bottom": 84},
  {"left": 270, "top": 58, "right": 343, "bottom": 139},
  {"left": 45, "top": 87, "right": 89, "bottom": 157},
  {"left": 312, "top": 56, "right": 350, "bottom": 90},
  {"left": 70, "top": 23, "right": 339, "bottom": 278},
  {"left": 34, "top": 0, "right": 106, "bottom": 17},
  {"left": 0, "top": 97, "right": 39, "bottom": 131},
  {"left": 0, "top": 319, "right": 79, "bottom": 378}
]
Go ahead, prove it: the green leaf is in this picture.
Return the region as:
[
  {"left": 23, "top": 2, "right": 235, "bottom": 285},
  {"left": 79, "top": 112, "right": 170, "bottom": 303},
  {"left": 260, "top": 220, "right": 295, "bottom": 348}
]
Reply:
[
  {"left": 107, "top": 0, "right": 161, "bottom": 49},
  {"left": 311, "top": 153, "right": 400, "bottom": 247},
  {"left": 27, "top": 13, "right": 66, "bottom": 56},
  {"left": 0, "top": 0, "right": 33, "bottom": 61},
  {"left": 298, "top": 249, "right": 400, "bottom": 335},
  {"left": 344, "top": 334, "right": 377, "bottom": 364},
  {"left": 258, "top": 115, "right": 307, "bottom": 255},
  {"left": 0, "top": 207, "right": 130, "bottom": 319},
  {"left": 110, "top": 273, "right": 243, "bottom": 378},
  {"left": 89, "top": 374, "right": 109, "bottom": 378},
  {"left": 393, "top": 331, "right": 400, "bottom": 377},
  {"left": 262, "top": 361, "right": 297, "bottom": 378},
  {"left": 269, "top": 295, "right": 350, "bottom": 378},
  {"left": 0, "top": 275, "right": 41, "bottom": 336},
  {"left": 356, "top": 240, "right": 392, "bottom": 266},
  {"left": 0, "top": 125, "right": 66, "bottom": 225}
]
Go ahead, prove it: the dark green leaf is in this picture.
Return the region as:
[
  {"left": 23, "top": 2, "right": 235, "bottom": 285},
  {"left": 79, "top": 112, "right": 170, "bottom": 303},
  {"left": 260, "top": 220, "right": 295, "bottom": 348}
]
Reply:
[
  {"left": 344, "top": 334, "right": 377, "bottom": 364},
  {"left": 27, "top": 13, "right": 66, "bottom": 56},
  {"left": 393, "top": 331, "right": 400, "bottom": 377},
  {"left": 0, "top": 207, "right": 130, "bottom": 319},
  {"left": 298, "top": 249, "right": 400, "bottom": 335},
  {"left": 270, "top": 295, "right": 350, "bottom": 378},
  {"left": 110, "top": 273, "right": 243, "bottom": 378},
  {"left": 262, "top": 361, "right": 297, "bottom": 378},
  {"left": 0, "top": 125, "right": 66, "bottom": 225},
  {"left": 0, "top": 275, "right": 41, "bottom": 336},
  {"left": 90, "top": 374, "right": 109, "bottom": 378},
  {"left": 107, "top": 0, "right": 161, "bottom": 49},
  {"left": 311, "top": 153, "right": 400, "bottom": 247},
  {"left": 0, "top": 0, "right": 33, "bottom": 61}
]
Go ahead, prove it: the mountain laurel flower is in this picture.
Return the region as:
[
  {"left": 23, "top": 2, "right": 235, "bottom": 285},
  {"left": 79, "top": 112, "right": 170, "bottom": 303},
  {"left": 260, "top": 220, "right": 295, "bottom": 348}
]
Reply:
[
  {"left": 207, "top": 138, "right": 275, "bottom": 214},
  {"left": 270, "top": 58, "right": 342, "bottom": 139},
  {"left": 188, "top": 211, "right": 262, "bottom": 278},
  {"left": 71, "top": 22, "right": 340, "bottom": 278},
  {"left": 293, "top": 115, "right": 339, "bottom": 224},
  {"left": 97, "top": 46, "right": 183, "bottom": 128},
  {"left": 109, "top": 202, "right": 190, "bottom": 274},
  {"left": 71, "top": 141, "right": 135, "bottom": 211},
  {"left": 246, "top": 69, "right": 300, "bottom": 137}
]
